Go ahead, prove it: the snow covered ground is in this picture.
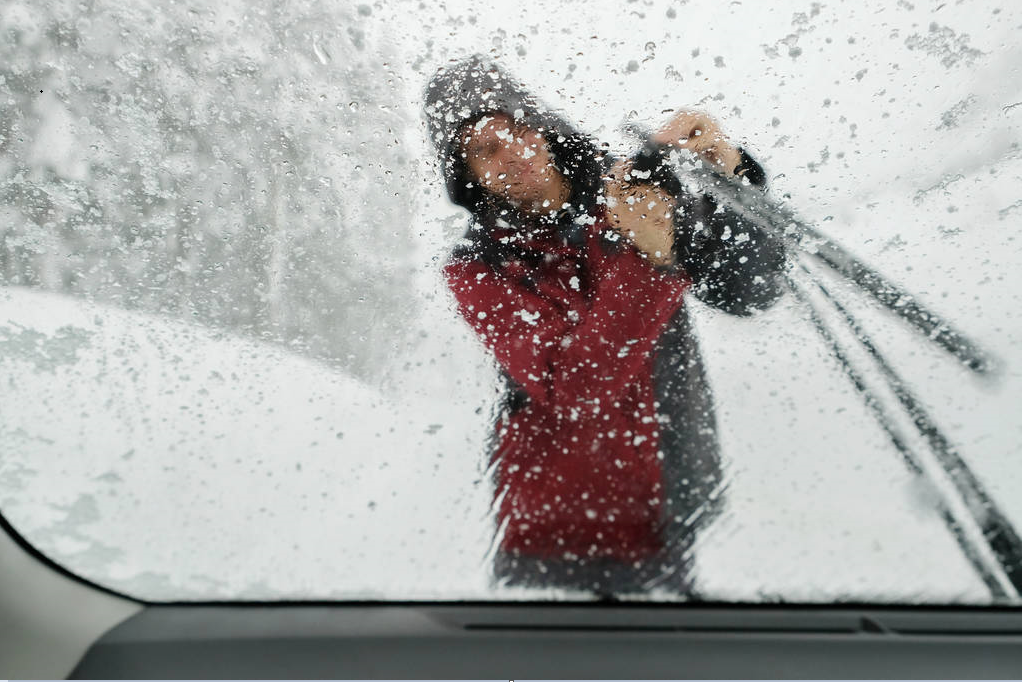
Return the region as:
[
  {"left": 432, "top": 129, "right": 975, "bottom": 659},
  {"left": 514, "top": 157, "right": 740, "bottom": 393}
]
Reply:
[
  {"left": 0, "top": 286, "right": 500, "bottom": 599},
  {"left": 1, "top": 0, "right": 1021, "bottom": 602},
  {"left": 2, "top": 241, "right": 1018, "bottom": 603}
]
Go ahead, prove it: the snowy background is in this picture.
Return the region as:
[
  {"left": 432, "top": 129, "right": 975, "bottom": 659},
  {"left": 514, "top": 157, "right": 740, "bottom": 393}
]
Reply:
[{"left": 1, "top": 0, "right": 1021, "bottom": 602}]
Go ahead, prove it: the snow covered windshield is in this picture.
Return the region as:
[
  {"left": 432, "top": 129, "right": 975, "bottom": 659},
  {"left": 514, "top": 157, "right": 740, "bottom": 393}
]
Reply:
[{"left": 2, "top": 0, "right": 1021, "bottom": 603}]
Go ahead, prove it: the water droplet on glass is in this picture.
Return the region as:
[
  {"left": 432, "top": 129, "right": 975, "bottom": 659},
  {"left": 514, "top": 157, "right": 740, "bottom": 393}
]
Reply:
[{"left": 311, "top": 36, "right": 331, "bottom": 65}]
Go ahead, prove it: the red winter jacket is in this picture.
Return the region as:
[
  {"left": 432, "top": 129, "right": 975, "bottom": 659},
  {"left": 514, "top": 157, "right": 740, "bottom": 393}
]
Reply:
[{"left": 444, "top": 207, "right": 691, "bottom": 562}]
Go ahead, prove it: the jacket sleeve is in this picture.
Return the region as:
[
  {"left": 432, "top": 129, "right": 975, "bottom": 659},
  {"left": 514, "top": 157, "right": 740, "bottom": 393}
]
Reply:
[
  {"left": 629, "top": 143, "right": 786, "bottom": 316},
  {"left": 443, "top": 248, "right": 689, "bottom": 410}
]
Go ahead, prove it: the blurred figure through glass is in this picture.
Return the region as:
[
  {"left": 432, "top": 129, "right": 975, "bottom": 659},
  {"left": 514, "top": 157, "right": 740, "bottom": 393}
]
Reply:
[{"left": 425, "top": 57, "right": 785, "bottom": 597}]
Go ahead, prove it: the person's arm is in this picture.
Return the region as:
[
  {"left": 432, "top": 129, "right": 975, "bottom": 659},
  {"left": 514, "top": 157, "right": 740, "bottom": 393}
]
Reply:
[
  {"left": 443, "top": 248, "right": 689, "bottom": 410},
  {"left": 629, "top": 112, "right": 785, "bottom": 316},
  {"left": 673, "top": 186, "right": 786, "bottom": 316}
]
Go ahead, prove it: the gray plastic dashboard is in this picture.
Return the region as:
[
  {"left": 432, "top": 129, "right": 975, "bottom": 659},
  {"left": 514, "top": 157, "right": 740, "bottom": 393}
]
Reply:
[{"left": 70, "top": 603, "right": 1022, "bottom": 678}]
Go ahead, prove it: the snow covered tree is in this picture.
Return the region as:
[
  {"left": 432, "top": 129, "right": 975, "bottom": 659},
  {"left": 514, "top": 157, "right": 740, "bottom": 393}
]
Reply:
[{"left": 0, "top": 0, "right": 417, "bottom": 379}]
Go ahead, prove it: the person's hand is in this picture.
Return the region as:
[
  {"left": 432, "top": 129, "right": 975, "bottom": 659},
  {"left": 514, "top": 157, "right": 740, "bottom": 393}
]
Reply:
[
  {"left": 651, "top": 109, "right": 743, "bottom": 176},
  {"left": 604, "top": 160, "right": 676, "bottom": 267}
]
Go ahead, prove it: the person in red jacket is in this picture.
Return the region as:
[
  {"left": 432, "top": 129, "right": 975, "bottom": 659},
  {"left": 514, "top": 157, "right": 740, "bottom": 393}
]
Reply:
[{"left": 424, "top": 57, "right": 784, "bottom": 598}]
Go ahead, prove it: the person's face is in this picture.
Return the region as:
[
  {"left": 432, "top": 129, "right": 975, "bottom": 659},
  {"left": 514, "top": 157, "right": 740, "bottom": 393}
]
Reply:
[{"left": 458, "top": 112, "right": 567, "bottom": 212}]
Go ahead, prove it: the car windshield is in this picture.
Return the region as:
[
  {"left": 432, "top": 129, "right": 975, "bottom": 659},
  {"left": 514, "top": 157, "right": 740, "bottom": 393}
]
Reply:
[{"left": 2, "top": 0, "right": 1021, "bottom": 603}]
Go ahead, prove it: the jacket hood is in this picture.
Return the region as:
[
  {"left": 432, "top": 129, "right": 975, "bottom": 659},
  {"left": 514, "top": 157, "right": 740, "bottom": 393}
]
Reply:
[{"left": 423, "top": 56, "right": 601, "bottom": 214}]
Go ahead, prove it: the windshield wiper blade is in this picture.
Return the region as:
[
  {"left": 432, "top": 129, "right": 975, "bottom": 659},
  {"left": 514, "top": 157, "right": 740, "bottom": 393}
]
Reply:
[
  {"left": 677, "top": 164, "right": 997, "bottom": 375},
  {"left": 795, "top": 265, "right": 1022, "bottom": 597},
  {"left": 787, "top": 272, "right": 1020, "bottom": 600}
]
